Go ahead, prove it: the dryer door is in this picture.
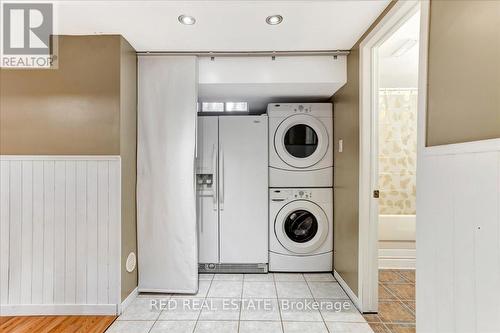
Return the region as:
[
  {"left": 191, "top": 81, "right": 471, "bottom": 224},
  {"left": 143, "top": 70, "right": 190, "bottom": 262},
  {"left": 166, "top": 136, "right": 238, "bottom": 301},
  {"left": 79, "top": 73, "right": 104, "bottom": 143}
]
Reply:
[
  {"left": 275, "top": 200, "right": 329, "bottom": 254},
  {"left": 274, "top": 114, "right": 329, "bottom": 168}
]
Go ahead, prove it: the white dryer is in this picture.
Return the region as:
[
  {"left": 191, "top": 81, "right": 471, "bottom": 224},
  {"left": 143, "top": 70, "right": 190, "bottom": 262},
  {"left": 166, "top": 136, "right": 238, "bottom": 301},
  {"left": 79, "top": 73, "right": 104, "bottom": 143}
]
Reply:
[
  {"left": 269, "top": 188, "right": 333, "bottom": 272},
  {"left": 268, "top": 103, "right": 333, "bottom": 187}
]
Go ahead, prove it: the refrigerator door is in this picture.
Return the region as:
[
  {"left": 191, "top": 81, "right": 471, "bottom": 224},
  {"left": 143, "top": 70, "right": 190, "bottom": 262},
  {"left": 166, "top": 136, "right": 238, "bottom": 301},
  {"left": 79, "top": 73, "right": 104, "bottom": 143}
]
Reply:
[
  {"left": 219, "top": 115, "right": 269, "bottom": 263},
  {"left": 196, "top": 116, "right": 219, "bottom": 263}
]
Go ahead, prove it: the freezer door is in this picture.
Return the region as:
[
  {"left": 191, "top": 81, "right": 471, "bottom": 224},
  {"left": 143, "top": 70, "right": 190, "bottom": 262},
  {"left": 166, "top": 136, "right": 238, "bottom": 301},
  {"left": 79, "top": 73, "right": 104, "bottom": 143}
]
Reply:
[
  {"left": 219, "top": 115, "right": 269, "bottom": 263},
  {"left": 196, "top": 116, "right": 219, "bottom": 263}
]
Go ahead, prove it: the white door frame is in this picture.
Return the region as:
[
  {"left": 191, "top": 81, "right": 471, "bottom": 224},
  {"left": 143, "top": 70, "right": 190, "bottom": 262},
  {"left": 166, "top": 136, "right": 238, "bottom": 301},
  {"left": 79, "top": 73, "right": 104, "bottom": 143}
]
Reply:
[{"left": 358, "top": 0, "right": 428, "bottom": 312}]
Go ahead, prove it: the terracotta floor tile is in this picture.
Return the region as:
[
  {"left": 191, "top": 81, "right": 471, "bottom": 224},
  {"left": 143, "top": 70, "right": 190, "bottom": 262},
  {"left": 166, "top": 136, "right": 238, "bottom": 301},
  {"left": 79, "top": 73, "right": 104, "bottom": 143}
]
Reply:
[
  {"left": 379, "top": 284, "right": 398, "bottom": 300},
  {"left": 368, "top": 322, "right": 391, "bottom": 333},
  {"left": 379, "top": 270, "right": 407, "bottom": 284},
  {"left": 363, "top": 313, "right": 382, "bottom": 323},
  {"left": 398, "top": 270, "right": 415, "bottom": 283},
  {"left": 378, "top": 301, "right": 415, "bottom": 323},
  {"left": 385, "top": 323, "right": 416, "bottom": 333},
  {"left": 385, "top": 284, "right": 415, "bottom": 301},
  {"left": 402, "top": 300, "right": 415, "bottom": 313}
]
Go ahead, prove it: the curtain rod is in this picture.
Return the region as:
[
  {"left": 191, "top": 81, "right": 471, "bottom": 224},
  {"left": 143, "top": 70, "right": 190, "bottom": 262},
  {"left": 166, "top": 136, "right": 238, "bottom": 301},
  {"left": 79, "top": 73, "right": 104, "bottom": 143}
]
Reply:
[{"left": 136, "top": 50, "right": 350, "bottom": 57}]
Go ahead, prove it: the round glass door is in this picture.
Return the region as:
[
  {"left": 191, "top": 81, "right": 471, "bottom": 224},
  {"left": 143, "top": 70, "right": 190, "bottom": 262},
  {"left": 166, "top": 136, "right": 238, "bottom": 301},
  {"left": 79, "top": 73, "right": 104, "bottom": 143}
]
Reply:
[
  {"left": 274, "top": 114, "right": 329, "bottom": 168},
  {"left": 275, "top": 201, "right": 328, "bottom": 254},
  {"left": 284, "top": 125, "right": 318, "bottom": 158},
  {"left": 284, "top": 210, "right": 318, "bottom": 243}
]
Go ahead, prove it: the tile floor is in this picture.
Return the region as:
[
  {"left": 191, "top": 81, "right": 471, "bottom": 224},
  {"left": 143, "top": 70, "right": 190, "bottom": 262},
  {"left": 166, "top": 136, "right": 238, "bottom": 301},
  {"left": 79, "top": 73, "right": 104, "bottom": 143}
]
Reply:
[
  {"left": 107, "top": 273, "right": 374, "bottom": 333},
  {"left": 364, "top": 269, "right": 416, "bottom": 333}
]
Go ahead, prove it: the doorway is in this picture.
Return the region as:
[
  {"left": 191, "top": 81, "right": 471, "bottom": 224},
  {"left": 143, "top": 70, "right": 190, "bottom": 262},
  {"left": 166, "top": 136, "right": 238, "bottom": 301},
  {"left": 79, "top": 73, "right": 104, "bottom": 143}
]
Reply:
[{"left": 358, "top": 0, "right": 426, "bottom": 320}]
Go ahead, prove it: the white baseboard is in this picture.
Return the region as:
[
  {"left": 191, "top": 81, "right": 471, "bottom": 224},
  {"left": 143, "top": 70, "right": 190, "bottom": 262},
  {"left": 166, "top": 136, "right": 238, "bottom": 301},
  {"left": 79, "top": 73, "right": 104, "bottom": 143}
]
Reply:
[
  {"left": 333, "top": 270, "right": 361, "bottom": 311},
  {"left": 118, "top": 287, "right": 138, "bottom": 315},
  {"left": 379, "top": 248, "right": 416, "bottom": 269},
  {"left": 0, "top": 304, "right": 118, "bottom": 316}
]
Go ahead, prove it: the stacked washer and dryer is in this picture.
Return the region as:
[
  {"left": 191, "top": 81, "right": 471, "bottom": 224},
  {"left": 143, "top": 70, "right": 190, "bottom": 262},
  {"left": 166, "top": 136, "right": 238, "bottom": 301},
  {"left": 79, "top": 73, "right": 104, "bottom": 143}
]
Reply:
[{"left": 268, "top": 103, "right": 333, "bottom": 272}]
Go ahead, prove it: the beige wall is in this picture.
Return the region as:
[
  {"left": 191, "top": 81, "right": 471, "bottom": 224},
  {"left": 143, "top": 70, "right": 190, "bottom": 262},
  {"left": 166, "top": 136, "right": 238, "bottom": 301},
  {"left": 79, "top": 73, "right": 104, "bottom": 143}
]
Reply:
[
  {"left": 0, "top": 35, "right": 121, "bottom": 155},
  {"left": 120, "top": 38, "right": 138, "bottom": 301},
  {"left": 332, "top": 1, "right": 396, "bottom": 297},
  {"left": 426, "top": 0, "right": 500, "bottom": 146},
  {"left": 0, "top": 35, "right": 138, "bottom": 302}
]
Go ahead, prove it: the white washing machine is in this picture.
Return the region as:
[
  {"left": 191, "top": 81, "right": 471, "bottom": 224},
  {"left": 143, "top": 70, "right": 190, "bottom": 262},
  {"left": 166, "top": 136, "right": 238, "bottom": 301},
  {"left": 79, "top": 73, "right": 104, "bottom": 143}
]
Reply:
[
  {"left": 268, "top": 103, "right": 333, "bottom": 188},
  {"left": 269, "top": 188, "right": 333, "bottom": 272}
]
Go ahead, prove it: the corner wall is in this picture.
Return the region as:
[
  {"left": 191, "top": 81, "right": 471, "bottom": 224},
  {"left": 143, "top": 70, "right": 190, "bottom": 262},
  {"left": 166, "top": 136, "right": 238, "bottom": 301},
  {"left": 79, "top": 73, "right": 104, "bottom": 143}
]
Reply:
[
  {"left": 332, "top": 1, "right": 396, "bottom": 297},
  {"left": 0, "top": 35, "right": 138, "bottom": 311}
]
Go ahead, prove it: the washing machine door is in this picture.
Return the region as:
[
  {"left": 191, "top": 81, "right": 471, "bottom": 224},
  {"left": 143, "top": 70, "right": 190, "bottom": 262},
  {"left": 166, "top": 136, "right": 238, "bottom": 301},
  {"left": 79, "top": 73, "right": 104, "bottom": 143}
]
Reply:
[
  {"left": 275, "top": 200, "right": 329, "bottom": 254},
  {"left": 274, "top": 114, "right": 329, "bottom": 168}
]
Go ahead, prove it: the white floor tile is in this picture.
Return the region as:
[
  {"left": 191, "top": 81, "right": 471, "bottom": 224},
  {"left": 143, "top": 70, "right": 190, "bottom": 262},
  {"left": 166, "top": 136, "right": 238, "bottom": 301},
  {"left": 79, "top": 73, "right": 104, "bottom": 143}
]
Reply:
[
  {"left": 207, "top": 280, "right": 243, "bottom": 298},
  {"left": 150, "top": 321, "right": 196, "bottom": 333},
  {"left": 308, "top": 282, "right": 348, "bottom": 299},
  {"left": 318, "top": 300, "right": 365, "bottom": 322},
  {"left": 279, "top": 299, "right": 323, "bottom": 322},
  {"left": 303, "top": 273, "right": 336, "bottom": 282},
  {"left": 106, "top": 320, "right": 155, "bottom": 333},
  {"left": 240, "top": 298, "right": 281, "bottom": 321},
  {"left": 158, "top": 298, "right": 205, "bottom": 320},
  {"left": 171, "top": 280, "right": 211, "bottom": 299},
  {"left": 198, "top": 274, "right": 214, "bottom": 281},
  {"left": 213, "top": 274, "right": 244, "bottom": 281},
  {"left": 274, "top": 273, "right": 305, "bottom": 282},
  {"left": 282, "top": 321, "right": 328, "bottom": 333},
  {"left": 198, "top": 298, "right": 241, "bottom": 321},
  {"left": 118, "top": 298, "right": 162, "bottom": 321},
  {"left": 243, "top": 282, "right": 277, "bottom": 298},
  {"left": 244, "top": 273, "right": 274, "bottom": 282},
  {"left": 194, "top": 321, "right": 238, "bottom": 333},
  {"left": 275, "top": 282, "right": 313, "bottom": 298},
  {"left": 324, "top": 322, "right": 374, "bottom": 333},
  {"left": 239, "top": 321, "right": 283, "bottom": 333}
]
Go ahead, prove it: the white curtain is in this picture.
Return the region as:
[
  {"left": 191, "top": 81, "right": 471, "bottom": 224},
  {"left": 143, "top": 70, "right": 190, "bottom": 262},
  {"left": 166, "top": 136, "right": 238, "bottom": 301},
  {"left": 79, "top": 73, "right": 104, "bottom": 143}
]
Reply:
[{"left": 137, "top": 56, "right": 198, "bottom": 293}]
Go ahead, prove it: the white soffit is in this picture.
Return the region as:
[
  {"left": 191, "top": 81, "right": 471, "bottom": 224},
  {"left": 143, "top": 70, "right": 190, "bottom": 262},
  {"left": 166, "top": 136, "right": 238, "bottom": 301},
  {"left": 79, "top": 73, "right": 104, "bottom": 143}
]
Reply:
[
  {"left": 52, "top": 0, "right": 391, "bottom": 51},
  {"left": 198, "top": 56, "right": 347, "bottom": 111}
]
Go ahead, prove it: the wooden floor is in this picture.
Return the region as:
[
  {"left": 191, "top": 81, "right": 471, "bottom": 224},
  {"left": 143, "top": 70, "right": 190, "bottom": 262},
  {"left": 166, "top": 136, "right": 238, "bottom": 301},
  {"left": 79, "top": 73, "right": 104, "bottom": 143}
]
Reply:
[{"left": 0, "top": 316, "right": 116, "bottom": 333}]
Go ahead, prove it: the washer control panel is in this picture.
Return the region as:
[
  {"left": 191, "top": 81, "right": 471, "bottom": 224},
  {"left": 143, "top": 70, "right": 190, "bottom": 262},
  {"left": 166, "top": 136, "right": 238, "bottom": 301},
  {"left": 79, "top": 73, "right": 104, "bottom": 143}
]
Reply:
[{"left": 270, "top": 189, "right": 313, "bottom": 202}]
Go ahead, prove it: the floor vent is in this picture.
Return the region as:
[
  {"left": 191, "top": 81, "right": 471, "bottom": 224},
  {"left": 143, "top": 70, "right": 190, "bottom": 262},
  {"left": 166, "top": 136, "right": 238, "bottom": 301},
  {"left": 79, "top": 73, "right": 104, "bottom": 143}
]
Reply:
[{"left": 198, "top": 263, "right": 268, "bottom": 273}]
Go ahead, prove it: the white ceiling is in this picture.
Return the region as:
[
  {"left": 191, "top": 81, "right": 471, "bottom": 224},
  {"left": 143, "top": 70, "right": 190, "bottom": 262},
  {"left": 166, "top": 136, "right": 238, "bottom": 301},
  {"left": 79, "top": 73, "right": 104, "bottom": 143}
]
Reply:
[
  {"left": 379, "top": 10, "right": 420, "bottom": 89},
  {"left": 52, "top": 0, "right": 391, "bottom": 52}
]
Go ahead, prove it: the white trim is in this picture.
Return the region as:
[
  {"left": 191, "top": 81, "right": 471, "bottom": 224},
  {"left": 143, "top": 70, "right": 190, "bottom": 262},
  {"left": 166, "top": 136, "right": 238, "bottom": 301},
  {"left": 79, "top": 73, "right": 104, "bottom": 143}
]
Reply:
[
  {"left": 0, "top": 155, "right": 121, "bottom": 161},
  {"left": 422, "top": 138, "right": 500, "bottom": 156},
  {"left": 379, "top": 248, "right": 416, "bottom": 270},
  {"left": 333, "top": 270, "right": 361, "bottom": 311},
  {"left": 118, "top": 287, "right": 138, "bottom": 315},
  {"left": 0, "top": 304, "right": 118, "bottom": 316},
  {"left": 358, "top": 0, "right": 421, "bottom": 313}
]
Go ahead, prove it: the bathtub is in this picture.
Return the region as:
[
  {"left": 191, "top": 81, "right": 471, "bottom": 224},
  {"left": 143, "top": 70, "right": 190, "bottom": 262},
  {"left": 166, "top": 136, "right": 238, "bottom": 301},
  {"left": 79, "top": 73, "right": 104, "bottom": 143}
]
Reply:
[
  {"left": 378, "top": 214, "right": 416, "bottom": 269},
  {"left": 379, "top": 214, "right": 416, "bottom": 242}
]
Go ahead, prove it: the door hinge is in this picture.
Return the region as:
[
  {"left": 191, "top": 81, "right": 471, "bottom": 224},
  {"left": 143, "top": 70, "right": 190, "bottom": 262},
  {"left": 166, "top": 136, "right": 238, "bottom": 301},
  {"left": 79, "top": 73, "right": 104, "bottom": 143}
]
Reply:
[{"left": 373, "top": 190, "right": 380, "bottom": 198}]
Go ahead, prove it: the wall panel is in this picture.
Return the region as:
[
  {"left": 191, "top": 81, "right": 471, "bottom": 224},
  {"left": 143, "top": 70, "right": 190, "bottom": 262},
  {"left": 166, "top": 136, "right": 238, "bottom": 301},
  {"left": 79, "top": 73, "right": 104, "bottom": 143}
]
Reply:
[
  {"left": 417, "top": 143, "right": 500, "bottom": 332},
  {"left": 0, "top": 156, "right": 121, "bottom": 315}
]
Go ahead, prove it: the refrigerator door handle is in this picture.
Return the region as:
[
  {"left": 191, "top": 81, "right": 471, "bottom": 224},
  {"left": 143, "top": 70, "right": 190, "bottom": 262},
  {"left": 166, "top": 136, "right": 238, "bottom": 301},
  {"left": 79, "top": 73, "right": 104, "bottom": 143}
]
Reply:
[
  {"left": 220, "top": 143, "right": 224, "bottom": 210},
  {"left": 212, "top": 143, "right": 218, "bottom": 211}
]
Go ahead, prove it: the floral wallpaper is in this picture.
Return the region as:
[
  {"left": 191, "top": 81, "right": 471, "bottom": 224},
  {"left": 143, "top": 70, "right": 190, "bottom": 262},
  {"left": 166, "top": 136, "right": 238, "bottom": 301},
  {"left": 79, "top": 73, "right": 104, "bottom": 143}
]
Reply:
[{"left": 378, "top": 89, "right": 418, "bottom": 215}]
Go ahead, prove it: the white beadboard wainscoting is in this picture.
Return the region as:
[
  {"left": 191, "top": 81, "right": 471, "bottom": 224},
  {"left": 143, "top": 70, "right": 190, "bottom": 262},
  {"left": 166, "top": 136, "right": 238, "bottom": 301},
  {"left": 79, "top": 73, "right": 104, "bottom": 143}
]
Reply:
[
  {"left": 0, "top": 156, "right": 121, "bottom": 315},
  {"left": 417, "top": 139, "right": 500, "bottom": 333}
]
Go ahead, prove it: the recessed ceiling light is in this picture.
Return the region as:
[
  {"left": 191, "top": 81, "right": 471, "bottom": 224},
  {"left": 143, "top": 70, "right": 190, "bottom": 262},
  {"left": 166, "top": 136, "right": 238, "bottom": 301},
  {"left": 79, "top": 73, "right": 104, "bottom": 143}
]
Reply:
[
  {"left": 266, "top": 15, "right": 283, "bottom": 25},
  {"left": 178, "top": 15, "right": 196, "bottom": 25}
]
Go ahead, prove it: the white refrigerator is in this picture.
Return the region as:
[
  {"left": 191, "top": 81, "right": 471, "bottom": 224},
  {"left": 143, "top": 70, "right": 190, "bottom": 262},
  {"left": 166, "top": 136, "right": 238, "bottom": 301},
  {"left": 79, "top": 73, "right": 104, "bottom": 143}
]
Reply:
[{"left": 196, "top": 115, "right": 268, "bottom": 272}]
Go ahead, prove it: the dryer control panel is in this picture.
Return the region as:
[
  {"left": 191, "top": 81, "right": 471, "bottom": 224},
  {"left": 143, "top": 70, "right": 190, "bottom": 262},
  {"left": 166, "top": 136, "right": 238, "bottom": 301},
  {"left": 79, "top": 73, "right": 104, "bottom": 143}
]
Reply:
[{"left": 267, "top": 103, "right": 332, "bottom": 117}]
